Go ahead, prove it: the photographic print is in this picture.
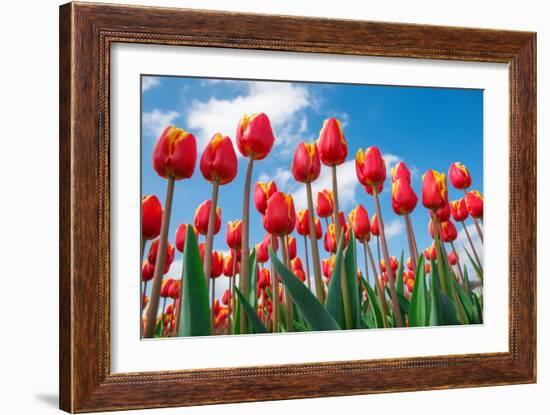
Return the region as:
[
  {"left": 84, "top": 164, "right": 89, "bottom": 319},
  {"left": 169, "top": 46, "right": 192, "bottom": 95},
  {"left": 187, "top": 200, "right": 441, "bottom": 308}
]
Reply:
[{"left": 140, "top": 76, "right": 484, "bottom": 338}]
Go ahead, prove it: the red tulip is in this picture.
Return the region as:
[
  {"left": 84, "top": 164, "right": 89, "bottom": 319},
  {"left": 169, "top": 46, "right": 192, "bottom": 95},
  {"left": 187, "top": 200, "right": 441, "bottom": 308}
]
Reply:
[
  {"left": 448, "top": 162, "right": 472, "bottom": 190},
  {"left": 406, "top": 257, "right": 413, "bottom": 271},
  {"left": 422, "top": 170, "right": 448, "bottom": 210},
  {"left": 200, "top": 133, "right": 238, "bottom": 184},
  {"left": 380, "top": 256, "right": 398, "bottom": 273},
  {"left": 290, "top": 256, "right": 304, "bottom": 272},
  {"left": 142, "top": 195, "right": 163, "bottom": 240},
  {"left": 236, "top": 113, "right": 275, "bottom": 160},
  {"left": 450, "top": 198, "right": 469, "bottom": 222},
  {"left": 356, "top": 146, "right": 386, "bottom": 187},
  {"left": 295, "top": 209, "right": 310, "bottom": 236},
  {"left": 223, "top": 251, "right": 240, "bottom": 276},
  {"left": 141, "top": 261, "right": 155, "bottom": 281},
  {"left": 423, "top": 243, "right": 437, "bottom": 261},
  {"left": 262, "top": 233, "right": 279, "bottom": 251},
  {"left": 406, "top": 278, "right": 414, "bottom": 293},
  {"left": 213, "top": 299, "right": 221, "bottom": 315},
  {"left": 425, "top": 262, "right": 431, "bottom": 274},
  {"left": 147, "top": 239, "right": 175, "bottom": 273},
  {"left": 294, "top": 269, "right": 306, "bottom": 282},
  {"left": 160, "top": 278, "right": 174, "bottom": 298},
  {"left": 258, "top": 268, "right": 271, "bottom": 290},
  {"left": 348, "top": 204, "right": 370, "bottom": 242},
  {"left": 286, "top": 236, "right": 297, "bottom": 260},
  {"left": 440, "top": 220, "right": 458, "bottom": 242},
  {"left": 292, "top": 142, "right": 321, "bottom": 183},
  {"left": 263, "top": 192, "right": 296, "bottom": 236},
  {"left": 316, "top": 189, "right": 334, "bottom": 218},
  {"left": 391, "top": 178, "right": 418, "bottom": 215},
  {"left": 225, "top": 220, "right": 243, "bottom": 250},
  {"left": 168, "top": 280, "right": 181, "bottom": 299},
  {"left": 364, "top": 183, "right": 383, "bottom": 196},
  {"left": 324, "top": 223, "right": 349, "bottom": 253},
  {"left": 317, "top": 118, "right": 348, "bottom": 166},
  {"left": 222, "top": 289, "right": 231, "bottom": 305},
  {"left": 391, "top": 161, "right": 412, "bottom": 184},
  {"left": 313, "top": 218, "right": 323, "bottom": 240},
  {"left": 465, "top": 190, "right": 483, "bottom": 218},
  {"left": 448, "top": 251, "right": 458, "bottom": 266},
  {"left": 210, "top": 251, "right": 224, "bottom": 278},
  {"left": 434, "top": 203, "right": 451, "bottom": 222},
  {"left": 370, "top": 214, "right": 380, "bottom": 237},
  {"left": 256, "top": 242, "right": 269, "bottom": 264},
  {"left": 322, "top": 256, "right": 335, "bottom": 281},
  {"left": 152, "top": 126, "right": 197, "bottom": 179},
  {"left": 175, "top": 223, "right": 198, "bottom": 253},
  {"left": 253, "top": 181, "right": 278, "bottom": 215},
  {"left": 194, "top": 200, "right": 221, "bottom": 235}
]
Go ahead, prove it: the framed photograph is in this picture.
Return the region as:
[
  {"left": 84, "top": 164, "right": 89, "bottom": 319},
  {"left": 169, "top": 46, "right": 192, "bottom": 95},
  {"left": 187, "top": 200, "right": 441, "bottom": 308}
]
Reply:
[{"left": 59, "top": 2, "right": 536, "bottom": 412}]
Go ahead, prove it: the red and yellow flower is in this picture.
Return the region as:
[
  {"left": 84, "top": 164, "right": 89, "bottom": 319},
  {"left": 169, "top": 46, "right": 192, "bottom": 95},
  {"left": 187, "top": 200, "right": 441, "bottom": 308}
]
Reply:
[
  {"left": 291, "top": 142, "right": 321, "bottom": 183},
  {"left": 356, "top": 146, "right": 387, "bottom": 188},
  {"left": 152, "top": 126, "right": 197, "bottom": 179},
  {"left": 317, "top": 118, "right": 348, "bottom": 166},
  {"left": 199, "top": 133, "right": 238, "bottom": 184},
  {"left": 142, "top": 195, "right": 163, "bottom": 240},
  {"left": 194, "top": 200, "right": 221, "bottom": 236},
  {"left": 236, "top": 113, "right": 275, "bottom": 160},
  {"left": 448, "top": 162, "right": 472, "bottom": 189},
  {"left": 263, "top": 192, "right": 296, "bottom": 236},
  {"left": 253, "top": 181, "right": 278, "bottom": 215},
  {"left": 422, "top": 170, "right": 448, "bottom": 210}
]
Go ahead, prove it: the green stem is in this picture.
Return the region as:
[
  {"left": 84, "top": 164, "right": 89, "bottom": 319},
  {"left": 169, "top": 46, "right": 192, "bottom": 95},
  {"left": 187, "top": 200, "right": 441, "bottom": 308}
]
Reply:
[
  {"left": 280, "top": 236, "right": 293, "bottom": 332},
  {"left": 270, "top": 235, "right": 279, "bottom": 333},
  {"left": 203, "top": 182, "right": 220, "bottom": 290},
  {"left": 303, "top": 235, "right": 312, "bottom": 290},
  {"left": 365, "top": 242, "right": 389, "bottom": 328},
  {"left": 306, "top": 182, "right": 325, "bottom": 303},
  {"left": 239, "top": 158, "right": 254, "bottom": 333}
]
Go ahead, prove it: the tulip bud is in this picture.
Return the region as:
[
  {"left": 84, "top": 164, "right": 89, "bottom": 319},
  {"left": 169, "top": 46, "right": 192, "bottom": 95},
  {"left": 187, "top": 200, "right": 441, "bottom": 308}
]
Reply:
[
  {"left": 317, "top": 118, "right": 348, "bottom": 166},
  {"left": 380, "top": 256, "right": 398, "bottom": 273},
  {"left": 147, "top": 239, "right": 175, "bottom": 273},
  {"left": 175, "top": 223, "right": 198, "bottom": 253},
  {"left": 236, "top": 113, "right": 275, "bottom": 160},
  {"left": 423, "top": 243, "right": 437, "bottom": 261},
  {"left": 440, "top": 220, "right": 458, "bottom": 243},
  {"left": 448, "top": 162, "right": 472, "bottom": 189},
  {"left": 314, "top": 218, "right": 323, "bottom": 240},
  {"left": 295, "top": 209, "right": 310, "bottom": 236},
  {"left": 222, "top": 289, "right": 231, "bottom": 305},
  {"left": 391, "top": 161, "right": 412, "bottom": 184},
  {"left": 225, "top": 220, "right": 243, "bottom": 250},
  {"left": 450, "top": 198, "right": 469, "bottom": 222},
  {"left": 465, "top": 190, "right": 483, "bottom": 218},
  {"left": 294, "top": 269, "right": 307, "bottom": 282},
  {"left": 290, "top": 256, "right": 304, "bottom": 272},
  {"left": 141, "top": 261, "right": 154, "bottom": 281},
  {"left": 258, "top": 268, "right": 271, "bottom": 290},
  {"left": 286, "top": 236, "right": 297, "bottom": 260},
  {"left": 152, "top": 126, "right": 197, "bottom": 179},
  {"left": 425, "top": 262, "right": 431, "bottom": 274},
  {"left": 160, "top": 278, "right": 174, "bottom": 298},
  {"left": 223, "top": 251, "right": 240, "bottom": 276},
  {"left": 168, "top": 280, "right": 181, "bottom": 299},
  {"left": 348, "top": 204, "right": 370, "bottom": 242},
  {"left": 422, "top": 170, "right": 448, "bottom": 210},
  {"left": 292, "top": 142, "right": 321, "bottom": 183},
  {"left": 142, "top": 195, "right": 163, "bottom": 240},
  {"left": 356, "top": 146, "right": 387, "bottom": 187},
  {"left": 406, "top": 257, "right": 413, "bottom": 271},
  {"left": 324, "top": 223, "right": 349, "bottom": 253},
  {"left": 433, "top": 203, "right": 451, "bottom": 222},
  {"left": 210, "top": 251, "right": 224, "bottom": 278},
  {"left": 322, "top": 256, "right": 335, "bottom": 281},
  {"left": 406, "top": 278, "right": 415, "bottom": 293},
  {"left": 256, "top": 242, "right": 269, "bottom": 264},
  {"left": 448, "top": 251, "right": 458, "bottom": 266},
  {"left": 200, "top": 133, "right": 238, "bottom": 184},
  {"left": 370, "top": 214, "right": 380, "bottom": 236},
  {"left": 263, "top": 192, "right": 296, "bottom": 236},
  {"left": 194, "top": 200, "right": 221, "bottom": 235},
  {"left": 391, "top": 178, "right": 418, "bottom": 215},
  {"left": 253, "top": 181, "right": 278, "bottom": 215},
  {"left": 316, "top": 189, "right": 334, "bottom": 218}
]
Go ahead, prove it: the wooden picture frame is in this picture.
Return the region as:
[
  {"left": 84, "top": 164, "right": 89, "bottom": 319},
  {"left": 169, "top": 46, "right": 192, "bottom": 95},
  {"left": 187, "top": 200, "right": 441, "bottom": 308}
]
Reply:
[{"left": 59, "top": 2, "right": 536, "bottom": 412}]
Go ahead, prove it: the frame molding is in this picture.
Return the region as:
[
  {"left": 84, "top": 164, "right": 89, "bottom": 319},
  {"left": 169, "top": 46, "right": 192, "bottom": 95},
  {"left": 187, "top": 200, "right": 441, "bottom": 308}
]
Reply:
[{"left": 59, "top": 2, "right": 536, "bottom": 412}]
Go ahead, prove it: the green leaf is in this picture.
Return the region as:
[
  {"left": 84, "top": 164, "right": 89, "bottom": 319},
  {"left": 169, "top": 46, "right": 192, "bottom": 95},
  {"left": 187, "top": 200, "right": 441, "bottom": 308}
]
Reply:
[
  {"left": 324, "top": 233, "right": 346, "bottom": 328},
  {"left": 344, "top": 230, "right": 361, "bottom": 329},
  {"left": 178, "top": 227, "right": 210, "bottom": 337},
  {"left": 464, "top": 245, "right": 483, "bottom": 282},
  {"left": 234, "top": 287, "right": 267, "bottom": 334},
  {"left": 428, "top": 257, "right": 443, "bottom": 326},
  {"left": 154, "top": 318, "right": 163, "bottom": 338},
  {"left": 248, "top": 248, "right": 258, "bottom": 310},
  {"left": 440, "top": 293, "right": 461, "bottom": 325},
  {"left": 232, "top": 296, "right": 241, "bottom": 334},
  {"left": 452, "top": 276, "right": 477, "bottom": 324},
  {"left": 472, "top": 293, "right": 484, "bottom": 324},
  {"left": 269, "top": 248, "right": 340, "bottom": 331},
  {"left": 408, "top": 255, "right": 429, "bottom": 327},
  {"left": 463, "top": 265, "right": 471, "bottom": 293},
  {"left": 396, "top": 250, "right": 405, "bottom": 296},
  {"left": 360, "top": 277, "right": 384, "bottom": 328}
]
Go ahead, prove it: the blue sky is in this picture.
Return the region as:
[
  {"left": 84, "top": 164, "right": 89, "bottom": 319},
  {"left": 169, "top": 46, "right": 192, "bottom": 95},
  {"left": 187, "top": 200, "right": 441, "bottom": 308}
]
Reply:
[{"left": 141, "top": 75, "right": 483, "bottom": 299}]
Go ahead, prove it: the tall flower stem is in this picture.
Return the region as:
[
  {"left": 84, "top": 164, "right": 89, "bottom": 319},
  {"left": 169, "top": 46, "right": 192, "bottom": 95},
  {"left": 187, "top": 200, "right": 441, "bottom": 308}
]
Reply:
[
  {"left": 450, "top": 241, "right": 466, "bottom": 289},
  {"left": 144, "top": 177, "right": 175, "bottom": 338},
  {"left": 403, "top": 216, "right": 417, "bottom": 272},
  {"left": 361, "top": 242, "right": 369, "bottom": 283},
  {"left": 303, "top": 235, "right": 312, "bottom": 290},
  {"left": 280, "top": 236, "right": 293, "bottom": 332},
  {"left": 239, "top": 158, "right": 254, "bottom": 333},
  {"left": 203, "top": 182, "right": 220, "bottom": 290},
  {"left": 364, "top": 242, "right": 389, "bottom": 328},
  {"left": 306, "top": 182, "right": 325, "bottom": 303},
  {"left": 270, "top": 235, "right": 280, "bottom": 333},
  {"left": 405, "top": 214, "right": 419, "bottom": 263},
  {"left": 372, "top": 187, "right": 403, "bottom": 327},
  {"left": 461, "top": 221, "right": 483, "bottom": 270},
  {"left": 330, "top": 165, "right": 353, "bottom": 329},
  {"left": 174, "top": 249, "right": 186, "bottom": 336},
  {"left": 464, "top": 189, "right": 484, "bottom": 243},
  {"left": 228, "top": 249, "right": 237, "bottom": 335}
]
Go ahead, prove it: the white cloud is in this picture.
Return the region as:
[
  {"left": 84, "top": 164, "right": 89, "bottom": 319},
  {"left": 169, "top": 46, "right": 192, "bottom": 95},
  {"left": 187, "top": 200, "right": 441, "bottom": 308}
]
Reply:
[
  {"left": 185, "top": 81, "right": 311, "bottom": 152},
  {"left": 142, "top": 77, "right": 161, "bottom": 92},
  {"left": 142, "top": 109, "right": 179, "bottom": 139},
  {"left": 258, "top": 168, "right": 294, "bottom": 190},
  {"left": 384, "top": 218, "right": 404, "bottom": 239}
]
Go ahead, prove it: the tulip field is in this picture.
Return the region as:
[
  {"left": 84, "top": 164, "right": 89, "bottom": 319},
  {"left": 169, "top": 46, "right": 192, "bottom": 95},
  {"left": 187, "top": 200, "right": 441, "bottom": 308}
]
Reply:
[{"left": 140, "top": 79, "right": 484, "bottom": 338}]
